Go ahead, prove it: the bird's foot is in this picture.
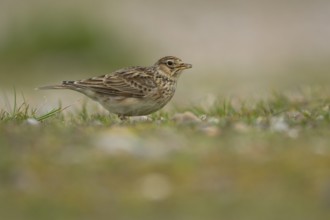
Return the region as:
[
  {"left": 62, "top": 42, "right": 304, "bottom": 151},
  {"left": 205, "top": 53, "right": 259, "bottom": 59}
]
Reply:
[{"left": 118, "top": 115, "right": 129, "bottom": 121}]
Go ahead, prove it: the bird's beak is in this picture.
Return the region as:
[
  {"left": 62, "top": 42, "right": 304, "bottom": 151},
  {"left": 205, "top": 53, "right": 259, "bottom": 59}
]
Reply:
[{"left": 179, "top": 63, "right": 192, "bottom": 69}]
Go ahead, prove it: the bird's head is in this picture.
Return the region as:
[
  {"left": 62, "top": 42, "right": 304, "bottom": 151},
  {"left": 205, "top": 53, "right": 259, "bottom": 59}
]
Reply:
[{"left": 154, "top": 56, "right": 192, "bottom": 78}]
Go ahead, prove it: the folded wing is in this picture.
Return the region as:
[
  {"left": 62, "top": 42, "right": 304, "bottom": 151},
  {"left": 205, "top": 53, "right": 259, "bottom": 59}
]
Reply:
[{"left": 70, "top": 67, "right": 158, "bottom": 98}]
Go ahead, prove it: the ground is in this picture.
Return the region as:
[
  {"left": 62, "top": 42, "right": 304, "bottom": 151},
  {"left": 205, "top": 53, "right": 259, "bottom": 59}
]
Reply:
[{"left": 1, "top": 88, "right": 330, "bottom": 220}]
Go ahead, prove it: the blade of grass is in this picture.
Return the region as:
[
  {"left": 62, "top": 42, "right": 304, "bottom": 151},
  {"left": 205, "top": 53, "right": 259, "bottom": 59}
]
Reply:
[
  {"left": 35, "top": 107, "right": 62, "bottom": 121},
  {"left": 35, "top": 104, "right": 71, "bottom": 121},
  {"left": 12, "top": 86, "right": 17, "bottom": 116}
]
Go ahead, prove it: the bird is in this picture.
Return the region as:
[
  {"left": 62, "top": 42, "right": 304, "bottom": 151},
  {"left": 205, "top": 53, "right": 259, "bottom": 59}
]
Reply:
[{"left": 38, "top": 56, "right": 192, "bottom": 120}]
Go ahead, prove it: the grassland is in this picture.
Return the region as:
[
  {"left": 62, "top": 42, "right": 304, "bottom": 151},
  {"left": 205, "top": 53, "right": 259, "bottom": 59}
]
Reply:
[{"left": 1, "top": 88, "right": 330, "bottom": 220}]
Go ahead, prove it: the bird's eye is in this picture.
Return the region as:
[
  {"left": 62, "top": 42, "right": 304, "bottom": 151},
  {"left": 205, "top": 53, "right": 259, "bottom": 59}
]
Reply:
[{"left": 166, "top": 60, "right": 174, "bottom": 66}]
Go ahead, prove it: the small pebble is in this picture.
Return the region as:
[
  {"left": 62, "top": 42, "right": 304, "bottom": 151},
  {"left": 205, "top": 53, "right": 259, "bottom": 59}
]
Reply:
[
  {"left": 129, "top": 116, "right": 152, "bottom": 122},
  {"left": 207, "top": 117, "right": 220, "bottom": 125},
  {"left": 172, "top": 111, "right": 201, "bottom": 124},
  {"left": 25, "top": 118, "right": 40, "bottom": 126},
  {"left": 199, "top": 125, "right": 221, "bottom": 137},
  {"left": 270, "top": 116, "right": 289, "bottom": 132}
]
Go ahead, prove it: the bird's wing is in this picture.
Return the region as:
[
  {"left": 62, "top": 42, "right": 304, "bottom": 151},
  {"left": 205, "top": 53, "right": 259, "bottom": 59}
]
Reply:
[{"left": 71, "top": 67, "right": 158, "bottom": 97}]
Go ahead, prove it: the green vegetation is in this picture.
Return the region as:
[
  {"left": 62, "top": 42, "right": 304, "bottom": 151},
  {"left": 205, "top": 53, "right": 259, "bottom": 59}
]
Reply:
[
  {"left": 1, "top": 2, "right": 329, "bottom": 219},
  {"left": 0, "top": 13, "right": 136, "bottom": 65},
  {"left": 0, "top": 11, "right": 140, "bottom": 86},
  {"left": 1, "top": 88, "right": 330, "bottom": 220}
]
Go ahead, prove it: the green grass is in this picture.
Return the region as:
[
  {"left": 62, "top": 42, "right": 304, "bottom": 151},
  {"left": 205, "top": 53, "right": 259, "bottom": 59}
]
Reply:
[{"left": 1, "top": 88, "right": 330, "bottom": 220}]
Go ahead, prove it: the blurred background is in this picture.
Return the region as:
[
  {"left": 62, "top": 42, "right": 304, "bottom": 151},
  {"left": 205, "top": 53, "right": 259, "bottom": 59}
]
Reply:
[
  {"left": 1, "top": 1, "right": 330, "bottom": 220},
  {"left": 1, "top": 0, "right": 330, "bottom": 107}
]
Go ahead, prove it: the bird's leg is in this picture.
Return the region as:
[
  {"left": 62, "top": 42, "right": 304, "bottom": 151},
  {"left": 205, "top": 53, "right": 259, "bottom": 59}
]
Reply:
[{"left": 118, "top": 114, "right": 129, "bottom": 121}]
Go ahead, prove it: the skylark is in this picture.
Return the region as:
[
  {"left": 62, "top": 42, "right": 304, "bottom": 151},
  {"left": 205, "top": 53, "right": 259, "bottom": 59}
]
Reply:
[{"left": 38, "top": 56, "right": 192, "bottom": 120}]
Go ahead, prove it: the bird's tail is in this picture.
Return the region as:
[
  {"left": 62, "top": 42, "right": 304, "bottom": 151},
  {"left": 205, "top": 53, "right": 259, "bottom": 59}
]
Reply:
[{"left": 36, "top": 81, "right": 76, "bottom": 90}]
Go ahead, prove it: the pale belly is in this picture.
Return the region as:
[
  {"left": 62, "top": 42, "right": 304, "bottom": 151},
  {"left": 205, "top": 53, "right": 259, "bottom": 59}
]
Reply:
[
  {"left": 96, "top": 95, "right": 172, "bottom": 116},
  {"left": 76, "top": 85, "right": 176, "bottom": 116}
]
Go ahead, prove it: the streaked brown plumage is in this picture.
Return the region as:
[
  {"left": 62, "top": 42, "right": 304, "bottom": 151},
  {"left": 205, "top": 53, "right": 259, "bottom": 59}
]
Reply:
[{"left": 38, "top": 56, "right": 192, "bottom": 119}]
